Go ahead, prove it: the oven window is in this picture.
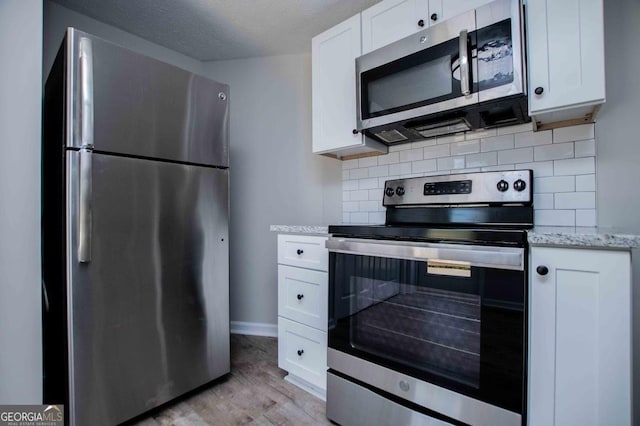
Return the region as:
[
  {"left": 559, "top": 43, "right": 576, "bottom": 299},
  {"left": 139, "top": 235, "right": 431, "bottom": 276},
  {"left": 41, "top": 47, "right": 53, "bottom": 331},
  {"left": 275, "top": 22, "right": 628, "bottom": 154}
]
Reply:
[{"left": 329, "top": 252, "right": 525, "bottom": 413}]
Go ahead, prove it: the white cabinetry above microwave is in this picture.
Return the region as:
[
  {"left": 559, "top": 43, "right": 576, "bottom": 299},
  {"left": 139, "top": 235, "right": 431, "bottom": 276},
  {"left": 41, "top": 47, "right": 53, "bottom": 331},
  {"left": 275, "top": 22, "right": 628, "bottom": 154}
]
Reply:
[
  {"left": 361, "top": 0, "right": 497, "bottom": 54},
  {"left": 312, "top": 15, "right": 387, "bottom": 158},
  {"left": 526, "top": 0, "right": 605, "bottom": 129}
]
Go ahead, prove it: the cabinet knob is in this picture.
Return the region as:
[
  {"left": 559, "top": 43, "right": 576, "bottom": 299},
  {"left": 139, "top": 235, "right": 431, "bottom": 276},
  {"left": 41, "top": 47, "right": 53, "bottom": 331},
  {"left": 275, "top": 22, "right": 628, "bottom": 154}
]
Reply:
[
  {"left": 418, "top": 19, "right": 425, "bottom": 27},
  {"left": 297, "top": 294, "right": 304, "bottom": 300},
  {"left": 296, "top": 249, "right": 304, "bottom": 255},
  {"left": 536, "top": 265, "right": 549, "bottom": 276},
  {"left": 534, "top": 86, "right": 544, "bottom": 95},
  {"left": 297, "top": 349, "right": 304, "bottom": 356},
  {"left": 430, "top": 13, "right": 438, "bottom": 21},
  {"left": 352, "top": 129, "right": 359, "bottom": 135}
]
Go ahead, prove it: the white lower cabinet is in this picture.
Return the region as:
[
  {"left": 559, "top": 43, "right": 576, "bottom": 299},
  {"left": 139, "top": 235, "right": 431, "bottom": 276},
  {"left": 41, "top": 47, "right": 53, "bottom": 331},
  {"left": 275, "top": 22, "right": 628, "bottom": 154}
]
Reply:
[
  {"left": 528, "top": 247, "right": 631, "bottom": 426},
  {"left": 276, "top": 234, "right": 328, "bottom": 399}
]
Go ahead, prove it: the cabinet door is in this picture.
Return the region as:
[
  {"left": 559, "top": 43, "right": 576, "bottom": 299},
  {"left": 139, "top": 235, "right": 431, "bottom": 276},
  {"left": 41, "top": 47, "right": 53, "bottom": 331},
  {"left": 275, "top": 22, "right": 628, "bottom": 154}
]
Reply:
[
  {"left": 428, "top": 0, "right": 495, "bottom": 25},
  {"left": 527, "top": 0, "right": 605, "bottom": 115},
  {"left": 312, "top": 15, "right": 364, "bottom": 153},
  {"left": 361, "top": 0, "right": 429, "bottom": 54},
  {"left": 529, "top": 247, "right": 631, "bottom": 426}
]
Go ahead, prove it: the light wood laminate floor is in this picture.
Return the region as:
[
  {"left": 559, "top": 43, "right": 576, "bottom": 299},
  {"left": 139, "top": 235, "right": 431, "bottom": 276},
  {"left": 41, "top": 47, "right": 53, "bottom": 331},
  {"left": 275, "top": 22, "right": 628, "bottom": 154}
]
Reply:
[{"left": 128, "top": 335, "right": 331, "bottom": 425}]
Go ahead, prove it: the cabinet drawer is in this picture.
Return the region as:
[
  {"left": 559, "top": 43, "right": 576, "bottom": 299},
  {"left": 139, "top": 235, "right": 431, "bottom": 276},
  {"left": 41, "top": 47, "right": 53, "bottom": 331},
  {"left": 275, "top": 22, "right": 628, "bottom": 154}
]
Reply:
[
  {"left": 278, "top": 265, "right": 328, "bottom": 330},
  {"left": 277, "top": 234, "right": 328, "bottom": 271},
  {"left": 278, "top": 317, "right": 327, "bottom": 390}
]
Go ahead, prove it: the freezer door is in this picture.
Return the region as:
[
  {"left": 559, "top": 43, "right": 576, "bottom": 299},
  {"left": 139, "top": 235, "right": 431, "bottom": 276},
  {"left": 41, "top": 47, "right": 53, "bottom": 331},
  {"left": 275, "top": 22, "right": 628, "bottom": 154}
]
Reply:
[
  {"left": 66, "top": 151, "right": 229, "bottom": 426},
  {"left": 65, "top": 28, "right": 229, "bottom": 167}
]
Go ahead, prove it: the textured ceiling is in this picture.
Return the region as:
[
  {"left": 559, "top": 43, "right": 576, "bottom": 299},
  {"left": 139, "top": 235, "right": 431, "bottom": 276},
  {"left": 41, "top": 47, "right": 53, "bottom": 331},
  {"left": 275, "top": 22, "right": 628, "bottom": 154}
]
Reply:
[{"left": 51, "top": 0, "right": 381, "bottom": 61}]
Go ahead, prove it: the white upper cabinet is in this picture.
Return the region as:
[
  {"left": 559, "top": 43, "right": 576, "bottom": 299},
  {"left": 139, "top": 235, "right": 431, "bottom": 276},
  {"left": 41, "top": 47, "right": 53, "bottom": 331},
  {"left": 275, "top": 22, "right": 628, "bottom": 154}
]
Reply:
[
  {"left": 362, "top": 0, "right": 496, "bottom": 54},
  {"left": 312, "top": 14, "right": 387, "bottom": 157},
  {"left": 526, "top": 0, "right": 605, "bottom": 126},
  {"left": 361, "top": 0, "right": 429, "bottom": 54}
]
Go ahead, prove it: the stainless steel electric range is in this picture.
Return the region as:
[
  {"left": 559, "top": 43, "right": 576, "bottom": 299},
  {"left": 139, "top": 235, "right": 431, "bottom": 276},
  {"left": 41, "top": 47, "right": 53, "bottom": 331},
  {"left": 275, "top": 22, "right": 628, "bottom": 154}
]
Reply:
[{"left": 326, "top": 170, "right": 532, "bottom": 426}]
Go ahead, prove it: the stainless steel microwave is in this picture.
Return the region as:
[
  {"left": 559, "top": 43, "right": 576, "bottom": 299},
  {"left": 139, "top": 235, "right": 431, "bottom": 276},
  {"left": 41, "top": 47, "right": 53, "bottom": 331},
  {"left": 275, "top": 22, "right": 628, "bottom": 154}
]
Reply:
[{"left": 356, "top": 0, "right": 528, "bottom": 144}]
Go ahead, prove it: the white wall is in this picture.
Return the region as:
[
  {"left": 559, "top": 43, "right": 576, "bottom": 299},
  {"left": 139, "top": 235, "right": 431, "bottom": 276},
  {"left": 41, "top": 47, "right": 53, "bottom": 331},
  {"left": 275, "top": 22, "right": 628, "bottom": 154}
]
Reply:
[
  {"left": 43, "top": 1, "right": 204, "bottom": 79},
  {"left": 596, "top": 0, "right": 640, "bottom": 423},
  {"left": 0, "top": 0, "right": 43, "bottom": 403},
  {"left": 204, "top": 54, "right": 342, "bottom": 327}
]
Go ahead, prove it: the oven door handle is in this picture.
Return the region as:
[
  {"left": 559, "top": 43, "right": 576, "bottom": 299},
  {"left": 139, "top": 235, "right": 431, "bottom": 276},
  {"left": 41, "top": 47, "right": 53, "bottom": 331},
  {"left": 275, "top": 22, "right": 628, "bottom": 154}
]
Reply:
[{"left": 326, "top": 238, "right": 524, "bottom": 271}]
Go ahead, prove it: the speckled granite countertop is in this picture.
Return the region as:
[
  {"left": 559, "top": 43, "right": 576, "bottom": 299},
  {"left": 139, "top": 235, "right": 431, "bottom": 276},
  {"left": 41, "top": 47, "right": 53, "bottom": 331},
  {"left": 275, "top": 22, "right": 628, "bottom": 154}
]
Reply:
[
  {"left": 271, "top": 225, "right": 640, "bottom": 249},
  {"left": 528, "top": 227, "right": 640, "bottom": 249},
  {"left": 270, "top": 225, "right": 329, "bottom": 235}
]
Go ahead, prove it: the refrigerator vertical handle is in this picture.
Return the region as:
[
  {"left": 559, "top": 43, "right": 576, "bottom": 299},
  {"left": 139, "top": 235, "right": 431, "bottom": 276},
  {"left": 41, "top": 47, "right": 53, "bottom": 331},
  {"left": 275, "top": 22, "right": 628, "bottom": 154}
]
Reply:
[
  {"left": 79, "top": 37, "right": 94, "bottom": 147},
  {"left": 78, "top": 148, "right": 92, "bottom": 263},
  {"left": 78, "top": 37, "right": 94, "bottom": 263}
]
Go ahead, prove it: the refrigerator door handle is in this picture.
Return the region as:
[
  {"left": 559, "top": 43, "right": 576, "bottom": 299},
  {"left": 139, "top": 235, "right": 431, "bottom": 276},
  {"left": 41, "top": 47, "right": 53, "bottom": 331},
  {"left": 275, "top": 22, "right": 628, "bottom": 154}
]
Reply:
[
  {"left": 78, "top": 148, "right": 92, "bottom": 263},
  {"left": 78, "top": 37, "right": 94, "bottom": 263}
]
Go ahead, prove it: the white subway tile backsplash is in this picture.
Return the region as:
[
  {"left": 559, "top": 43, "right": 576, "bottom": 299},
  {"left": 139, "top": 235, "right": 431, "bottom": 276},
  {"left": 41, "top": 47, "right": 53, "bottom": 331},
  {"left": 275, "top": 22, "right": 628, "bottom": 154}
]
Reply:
[
  {"left": 466, "top": 128, "right": 497, "bottom": 141},
  {"left": 411, "top": 138, "right": 437, "bottom": 149},
  {"left": 534, "top": 142, "right": 574, "bottom": 161},
  {"left": 369, "top": 189, "right": 383, "bottom": 201},
  {"left": 466, "top": 152, "right": 497, "bottom": 168},
  {"left": 359, "top": 200, "right": 380, "bottom": 212},
  {"left": 343, "top": 201, "right": 359, "bottom": 212},
  {"left": 554, "top": 192, "right": 595, "bottom": 209},
  {"left": 369, "top": 212, "right": 386, "bottom": 223},
  {"left": 438, "top": 156, "right": 465, "bottom": 171},
  {"left": 575, "top": 139, "right": 596, "bottom": 157},
  {"left": 534, "top": 193, "right": 554, "bottom": 209},
  {"left": 343, "top": 159, "right": 359, "bottom": 170},
  {"left": 399, "top": 148, "right": 424, "bottom": 162},
  {"left": 389, "top": 162, "right": 412, "bottom": 176},
  {"left": 534, "top": 176, "right": 575, "bottom": 193},
  {"left": 519, "top": 161, "right": 553, "bottom": 177},
  {"left": 553, "top": 123, "right": 594, "bottom": 143},
  {"left": 359, "top": 178, "right": 379, "bottom": 190},
  {"left": 498, "top": 147, "right": 533, "bottom": 164},
  {"left": 451, "top": 140, "right": 480, "bottom": 155},
  {"left": 350, "top": 212, "right": 368, "bottom": 223},
  {"left": 554, "top": 157, "right": 595, "bottom": 176},
  {"left": 481, "top": 134, "right": 514, "bottom": 152},
  {"left": 343, "top": 180, "right": 358, "bottom": 191},
  {"left": 377, "top": 152, "right": 400, "bottom": 165},
  {"left": 349, "top": 167, "right": 368, "bottom": 179},
  {"left": 350, "top": 190, "right": 369, "bottom": 201},
  {"left": 514, "top": 130, "right": 552, "bottom": 148},
  {"left": 576, "top": 209, "right": 597, "bottom": 227},
  {"left": 535, "top": 210, "right": 575, "bottom": 226},
  {"left": 423, "top": 144, "right": 451, "bottom": 159},
  {"left": 481, "top": 164, "right": 515, "bottom": 172},
  {"left": 575, "top": 174, "right": 596, "bottom": 191},
  {"left": 368, "top": 165, "right": 389, "bottom": 178},
  {"left": 341, "top": 123, "right": 598, "bottom": 227},
  {"left": 412, "top": 159, "right": 437, "bottom": 173}
]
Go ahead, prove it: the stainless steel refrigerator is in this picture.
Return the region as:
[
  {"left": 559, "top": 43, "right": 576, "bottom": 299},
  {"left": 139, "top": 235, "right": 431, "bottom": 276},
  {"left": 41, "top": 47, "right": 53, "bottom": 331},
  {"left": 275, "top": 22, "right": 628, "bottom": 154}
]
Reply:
[{"left": 42, "top": 28, "right": 230, "bottom": 425}]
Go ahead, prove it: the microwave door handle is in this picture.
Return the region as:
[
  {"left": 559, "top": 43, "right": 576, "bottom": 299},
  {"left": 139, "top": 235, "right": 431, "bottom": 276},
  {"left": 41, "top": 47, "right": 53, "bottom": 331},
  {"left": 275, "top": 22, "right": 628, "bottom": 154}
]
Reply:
[{"left": 459, "top": 30, "right": 470, "bottom": 96}]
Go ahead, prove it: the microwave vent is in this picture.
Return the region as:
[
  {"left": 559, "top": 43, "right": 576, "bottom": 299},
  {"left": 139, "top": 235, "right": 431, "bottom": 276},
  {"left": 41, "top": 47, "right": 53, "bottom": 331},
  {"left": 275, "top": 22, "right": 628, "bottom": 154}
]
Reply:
[
  {"left": 375, "top": 129, "right": 408, "bottom": 143},
  {"left": 414, "top": 118, "right": 472, "bottom": 139}
]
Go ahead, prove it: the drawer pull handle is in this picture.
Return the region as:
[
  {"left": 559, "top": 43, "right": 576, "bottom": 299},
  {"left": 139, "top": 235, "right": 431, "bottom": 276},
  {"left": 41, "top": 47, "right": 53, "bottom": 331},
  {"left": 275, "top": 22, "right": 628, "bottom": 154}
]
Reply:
[
  {"left": 297, "top": 349, "right": 304, "bottom": 356},
  {"left": 297, "top": 294, "right": 304, "bottom": 300},
  {"left": 296, "top": 249, "right": 304, "bottom": 255},
  {"left": 536, "top": 265, "right": 549, "bottom": 276}
]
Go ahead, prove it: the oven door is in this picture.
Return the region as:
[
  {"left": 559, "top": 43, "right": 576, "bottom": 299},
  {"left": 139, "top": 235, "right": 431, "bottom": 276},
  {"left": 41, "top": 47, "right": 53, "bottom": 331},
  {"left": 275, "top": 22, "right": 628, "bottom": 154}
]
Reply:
[{"left": 327, "top": 237, "right": 526, "bottom": 425}]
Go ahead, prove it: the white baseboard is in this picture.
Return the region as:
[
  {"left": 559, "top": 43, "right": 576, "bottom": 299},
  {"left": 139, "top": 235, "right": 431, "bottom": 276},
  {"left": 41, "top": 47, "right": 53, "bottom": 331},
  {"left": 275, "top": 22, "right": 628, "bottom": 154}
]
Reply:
[{"left": 230, "top": 321, "right": 278, "bottom": 337}]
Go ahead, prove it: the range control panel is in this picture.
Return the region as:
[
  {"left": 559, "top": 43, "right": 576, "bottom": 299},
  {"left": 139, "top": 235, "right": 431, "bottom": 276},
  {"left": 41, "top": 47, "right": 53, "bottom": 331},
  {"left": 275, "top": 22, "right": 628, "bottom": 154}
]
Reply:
[{"left": 383, "top": 170, "right": 533, "bottom": 206}]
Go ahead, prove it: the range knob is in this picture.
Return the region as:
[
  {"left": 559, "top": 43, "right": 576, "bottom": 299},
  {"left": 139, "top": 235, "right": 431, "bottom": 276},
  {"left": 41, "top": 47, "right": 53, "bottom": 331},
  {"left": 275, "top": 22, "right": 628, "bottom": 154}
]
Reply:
[
  {"left": 513, "top": 179, "right": 527, "bottom": 192},
  {"left": 497, "top": 180, "right": 509, "bottom": 192},
  {"left": 385, "top": 187, "right": 395, "bottom": 197},
  {"left": 395, "top": 187, "right": 405, "bottom": 196}
]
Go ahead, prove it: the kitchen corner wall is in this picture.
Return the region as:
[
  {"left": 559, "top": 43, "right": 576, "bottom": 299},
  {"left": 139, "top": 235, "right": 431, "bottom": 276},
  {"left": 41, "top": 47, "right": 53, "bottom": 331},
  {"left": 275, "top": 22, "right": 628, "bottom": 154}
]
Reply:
[{"left": 342, "top": 122, "right": 597, "bottom": 227}]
